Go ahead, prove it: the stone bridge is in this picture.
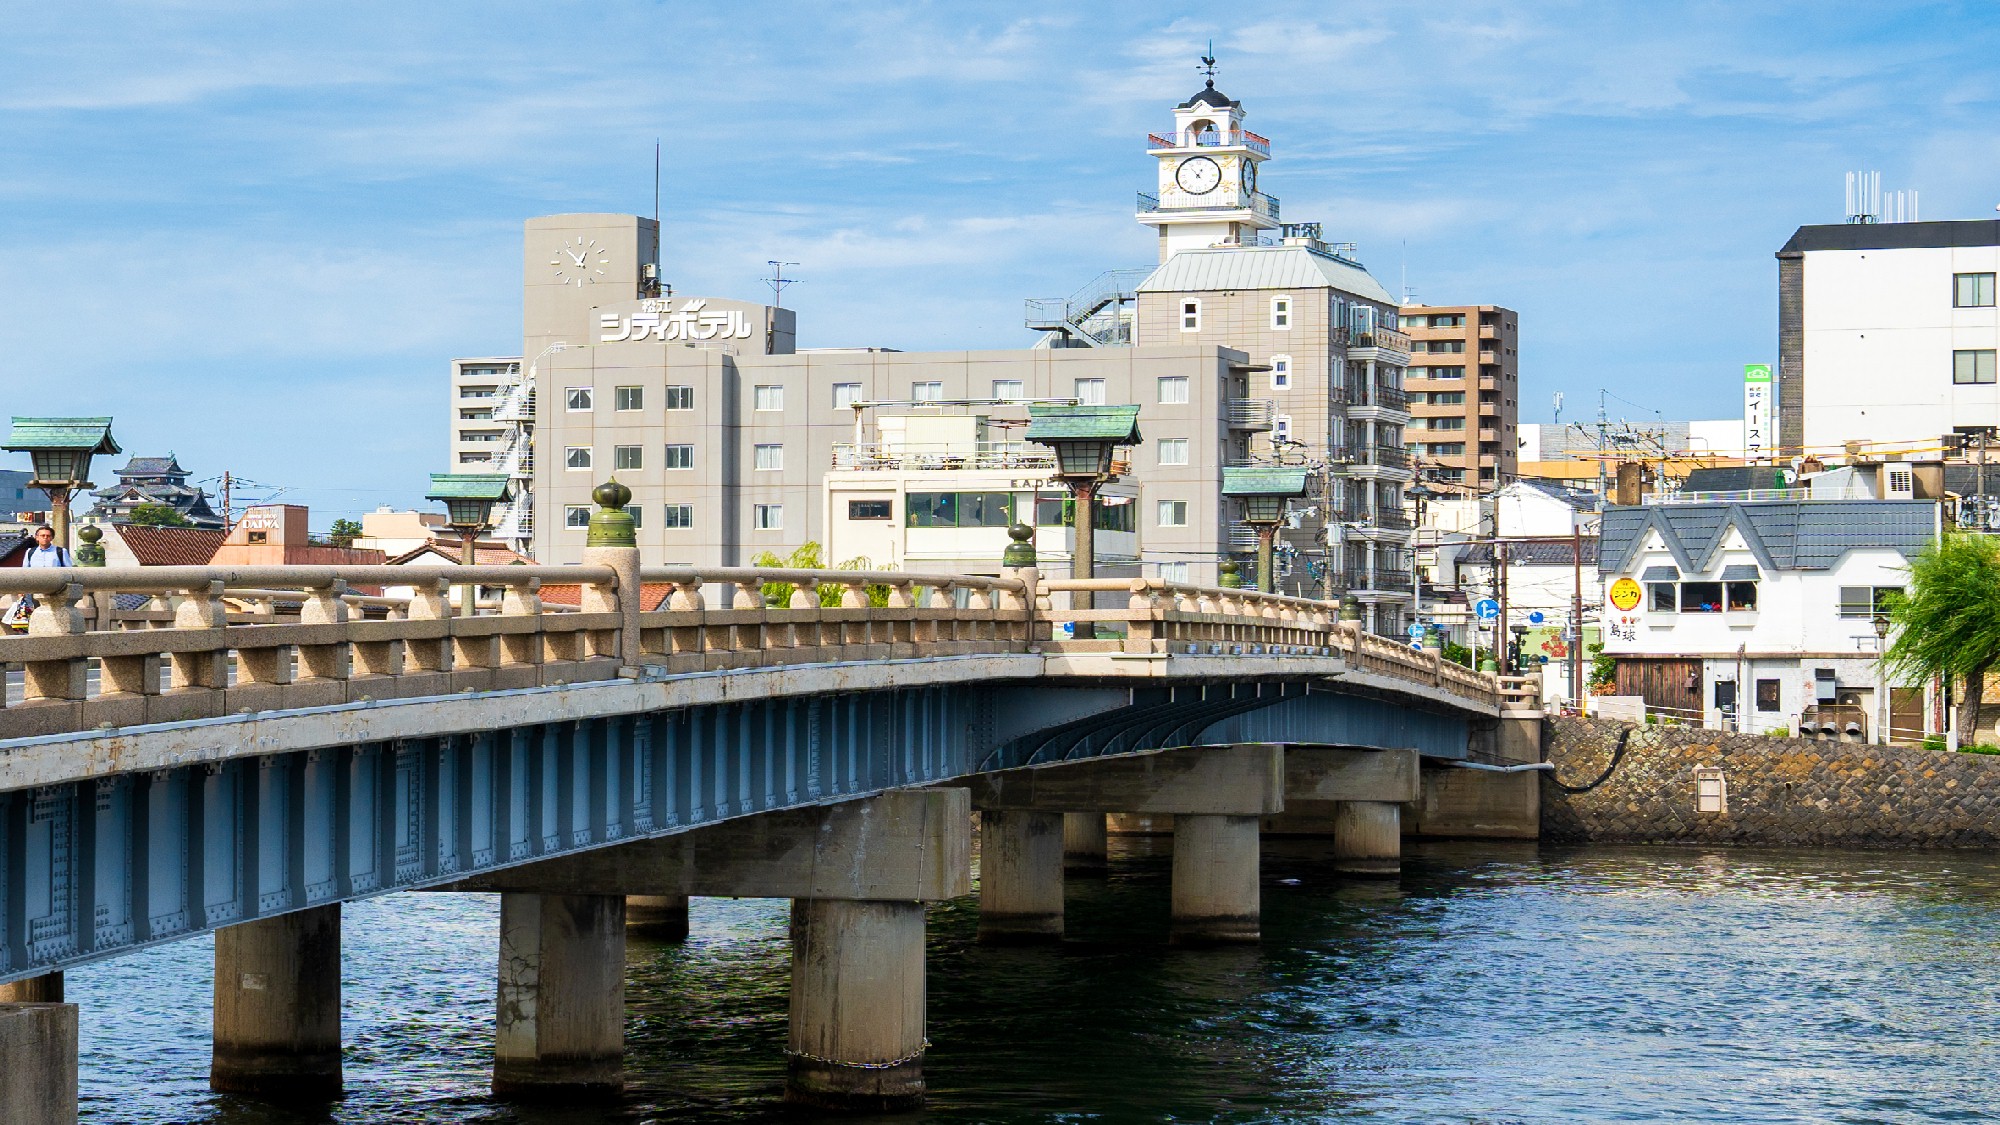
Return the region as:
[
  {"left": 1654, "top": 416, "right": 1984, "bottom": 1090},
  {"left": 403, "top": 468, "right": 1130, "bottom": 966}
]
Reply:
[{"left": 0, "top": 541, "right": 1541, "bottom": 1119}]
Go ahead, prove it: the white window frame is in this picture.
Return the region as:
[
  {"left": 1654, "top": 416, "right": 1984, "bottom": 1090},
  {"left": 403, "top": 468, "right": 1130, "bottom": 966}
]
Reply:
[
  {"left": 832, "top": 382, "right": 861, "bottom": 409},
  {"left": 1270, "top": 296, "right": 1292, "bottom": 330},
  {"left": 1158, "top": 376, "right": 1189, "bottom": 404},
  {"left": 754, "top": 443, "right": 784, "bottom": 471},
  {"left": 754, "top": 384, "right": 784, "bottom": 411},
  {"left": 1156, "top": 499, "right": 1189, "bottom": 527},
  {"left": 564, "top": 387, "right": 593, "bottom": 412},
  {"left": 663, "top": 503, "right": 693, "bottom": 529},
  {"left": 1159, "top": 561, "right": 1190, "bottom": 583},
  {"left": 664, "top": 385, "right": 695, "bottom": 410},
  {"left": 613, "top": 445, "right": 643, "bottom": 470},
  {"left": 613, "top": 385, "right": 643, "bottom": 411},
  {"left": 563, "top": 505, "right": 591, "bottom": 529},
  {"left": 1158, "top": 438, "right": 1189, "bottom": 466},
  {"left": 1272, "top": 354, "right": 1291, "bottom": 390},
  {"left": 664, "top": 443, "right": 694, "bottom": 470},
  {"left": 1273, "top": 414, "right": 1292, "bottom": 442},
  {"left": 992, "top": 379, "right": 1024, "bottom": 400},
  {"left": 1180, "top": 299, "right": 1201, "bottom": 332},
  {"left": 564, "top": 446, "right": 592, "bottom": 471},
  {"left": 753, "top": 503, "right": 784, "bottom": 531},
  {"left": 1074, "top": 378, "right": 1107, "bottom": 406},
  {"left": 911, "top": 381, "right": 944, "bottom": 402}
]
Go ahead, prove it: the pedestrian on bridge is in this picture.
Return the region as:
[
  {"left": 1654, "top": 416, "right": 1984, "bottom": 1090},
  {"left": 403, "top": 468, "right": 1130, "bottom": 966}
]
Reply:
[{"left": 3, "top": 524, "right": 70, "bottom": 632}]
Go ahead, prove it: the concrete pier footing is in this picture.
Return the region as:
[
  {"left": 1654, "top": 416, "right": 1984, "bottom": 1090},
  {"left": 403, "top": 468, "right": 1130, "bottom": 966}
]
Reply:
[
  {"left": 0, "top": 973, "right": 63, "bottom": 1003},
  {"left": 1332, "top": 801, "right": 1403, "bottom": 876},
  {"left": 0, "top": 1003, "right": 77, "bottom": 1125},
  {"left": 786, "top": 898, "right": 928, "bottom": 1112},
  {"left": 211, "top": 905, "right": 343, "bottom": 1098},
  {"left": 1062, "top": 812, "right": 1109, "bottom": 873},
  {"left": 978, "top": 810, "right": 1065, "bottom": 942},
  {"left": 1169, "top": 814, "right": 1261, "bottom": 945},
  {"left": 493, "top": 893, "right": 626, "bottom": 1099},
  {"left": 626, "top": 895, "right": 691, "bottom": 942}
]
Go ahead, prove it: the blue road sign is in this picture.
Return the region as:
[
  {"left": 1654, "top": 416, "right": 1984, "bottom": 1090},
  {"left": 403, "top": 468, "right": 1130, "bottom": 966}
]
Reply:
[
  {"left": 1528, "top": 611, "right": 1545, "bottom": 625},
  {"left": 1474, "top": 598, "right": 1500, "bottom": 621},
  {"left": 1407, "top": 622, "right": 1426, "bottom": 638}
]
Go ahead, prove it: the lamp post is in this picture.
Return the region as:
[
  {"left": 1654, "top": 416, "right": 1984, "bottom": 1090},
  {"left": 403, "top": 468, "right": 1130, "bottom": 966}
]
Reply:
[
  {"left": 1026, "top": 404, "right": 1143, "bottom": 641},
  {"left": 426, "top": 473, "right": 513, "bottom": 614},
  {"left": 4, "top": 417, "right": 119, "bottom": 552},
  {"left": 1873, "top": 613, "right": 1892, "bottom": 745},
  {"left": 1407, "top": 481, "right": 1436, "bottom": 635},
  {"left": 1222, "top": 466, "right": 1310, "bottom": 594}
]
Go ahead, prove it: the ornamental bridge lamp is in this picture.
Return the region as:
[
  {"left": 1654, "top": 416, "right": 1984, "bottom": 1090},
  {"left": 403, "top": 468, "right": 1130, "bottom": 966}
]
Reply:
[
  {"left": 4, "top": 417, "right": 119, "bottom": 552},
  {"left": 1221, "top": 465, "right": 1310, "bottom": 594},
  {"left": 426, "top": 473, "right": 513, "bottom": 613},
  {"left": 1025, "top": 403, "right": 1142, "bottom": 641}
]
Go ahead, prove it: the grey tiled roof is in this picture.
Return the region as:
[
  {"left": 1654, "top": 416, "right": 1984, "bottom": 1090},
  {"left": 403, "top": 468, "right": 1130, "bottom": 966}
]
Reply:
[
  {"left": 1598, "top": 500, "right": 1938, "bottom": 575},
  {"left": 1138, "top": 245, "right": 1397, "bottom": 305}
]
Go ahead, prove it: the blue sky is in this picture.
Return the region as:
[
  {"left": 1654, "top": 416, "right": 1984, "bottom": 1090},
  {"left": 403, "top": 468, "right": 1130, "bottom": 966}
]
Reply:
[{"left": 3, "top": 1, "right": 1997, "bottom": 522}]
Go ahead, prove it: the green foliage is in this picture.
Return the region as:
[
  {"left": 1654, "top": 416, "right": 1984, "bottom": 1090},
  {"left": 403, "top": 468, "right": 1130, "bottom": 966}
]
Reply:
[
  {"left": 327, "top": 518, "right": 363, "bottom": 547},
  {"left": 125, "top": 502, "right": 191, "bottom": 528},
  {"left": 750, "top": 541, "right": 895, "bottom": 608},
  {"left": 1886, "top": 534, "right": 2000, "bottom": 735},
  {"left": 1767, "top": 727, "right": 1791, "bottom": 739},
  {"left": 1963, "top": 743, "right": 2000, "bottom": 756},
  {"left": 1644, "top": 713, "right": 1658, "bottom": 726},
  {"left": 1587, "top": 642, "right": 1617, "bottom": 692},
  {"left": 1440, "top": 640, "right": 1473, "bottom": 668},
  {"left": 1923, "top": 735, "right": 1949, "bottom": 753}
]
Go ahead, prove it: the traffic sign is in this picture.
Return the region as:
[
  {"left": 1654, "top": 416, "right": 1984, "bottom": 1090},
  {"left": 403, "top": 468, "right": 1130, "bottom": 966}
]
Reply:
[
  {"left": 1474, "top": 598, "right": 1500, "bottom": 621},
  {"left": 1406, "top": 622, "right": 1426, "bottom": 638},
  {"left": 1528, "top": 611, "right": 1545, "bottom": 625}
]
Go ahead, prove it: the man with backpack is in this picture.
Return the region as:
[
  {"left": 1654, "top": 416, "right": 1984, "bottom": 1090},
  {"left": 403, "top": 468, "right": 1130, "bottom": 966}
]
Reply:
[{"left": 4, "top": 524, "right": 71, "bottom": 631}]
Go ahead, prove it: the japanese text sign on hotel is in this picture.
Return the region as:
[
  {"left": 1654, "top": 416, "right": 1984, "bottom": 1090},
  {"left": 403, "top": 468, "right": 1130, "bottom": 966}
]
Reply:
[
  {"left": 1743, "top": 364, "right": 1772, "bottom": 457},
  {"left": 599, "top": 298, "right": 756, "bottom": 343}
]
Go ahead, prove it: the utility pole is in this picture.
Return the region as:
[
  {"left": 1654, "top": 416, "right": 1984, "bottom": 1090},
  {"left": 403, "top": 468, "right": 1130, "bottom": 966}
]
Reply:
[
  {"left": 1496, "top": 541, "right": 1509, "bottom": 673},
  {"left": 220, "top": 471, "right": 233, "bottom": 530},
  {"left": 1572, "top": 524, "right": 1585, "bottom": 705}
]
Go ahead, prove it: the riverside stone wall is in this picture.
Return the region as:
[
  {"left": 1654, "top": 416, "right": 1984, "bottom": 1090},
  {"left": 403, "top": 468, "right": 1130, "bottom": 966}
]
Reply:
[{"left": 1543, "top": 716, "right": 2000, "bottom": 848}]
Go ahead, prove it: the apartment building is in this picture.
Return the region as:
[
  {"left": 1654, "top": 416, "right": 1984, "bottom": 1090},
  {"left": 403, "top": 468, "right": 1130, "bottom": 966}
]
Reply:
[
  {"left": 1777, "top": 218, "right": 2000, "bottom": 458},
  {"left": 449, "top": 357, "right": 521, "bottom": 467},
  {"left": 1399, "top": 305, "right": 1518, "bottom": 492}
]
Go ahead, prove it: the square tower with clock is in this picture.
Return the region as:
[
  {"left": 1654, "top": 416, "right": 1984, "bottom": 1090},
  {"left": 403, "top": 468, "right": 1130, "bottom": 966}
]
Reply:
[
  {"left": 1138, "top": 78, "right": 1278, "bottom": 262},
  {"left": 523, "top": 213, "right": 662, "bottom": 363}
]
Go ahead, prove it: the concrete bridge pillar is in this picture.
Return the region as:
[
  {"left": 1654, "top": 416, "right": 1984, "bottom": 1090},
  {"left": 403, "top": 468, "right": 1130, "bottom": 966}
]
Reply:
[
  {"left": 493, "top": 893, "right": 627, "bottom": 1099},
  {"left": 0, "top": 1003, "right": 77, "bottom": 1125},
  {"left": 211, "top": 905, "right": 343, "bottom": 1098},
  {"left": 625, "top": 895, "right": 690, "bottom": 942},
  {"left": 1332, "top": 801, "right": 1403, "bottom": 876},
  {"left": 1170, "top": 814, "right": 1262, "bottom": 944},
  {"left": 978, "top": 810, "right": 1065, "bottom": 942},
  {"left": 1063, "top": 812, "right": 1109, "bottom": 873},
  {"left": 787, "top": 898, "right": 928, "bottom": 1111},
  {"left": 0, "top": 973, "right": 62, "bottom": 1003}
]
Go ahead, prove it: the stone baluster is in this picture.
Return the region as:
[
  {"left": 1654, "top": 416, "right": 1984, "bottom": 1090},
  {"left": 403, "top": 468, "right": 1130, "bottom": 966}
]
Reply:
[
  {"left": 493, "top": 580, "right": 543, "bottom": 671},
  {"left": 401, "top": 575, "right": 453, "bottom": 673},
  {"left": 885, "top": 581, "right": 916, "bottom": 647},
  {"left": 734, "top": 578, "right": 768, "bottom": 654},
  {"left": 296, "top": 581, "right": 351, "bottom": 683},
  {"left": 22, "top": 581, "right": 89, "bottom": 702},
  {"left": 788, "top": 581, "right": 822, "bottom": 651},
  {"left": 1124, "top": 581, "right": 1160, "bottom": 655},
  {"left": 170, "top": 580, "right": 231, "bottom": 691},
  {"left": 837, "top": 581, "right": 870, "bottom": 648},
  {"left": 665, "top": 578, "right": 703, "bottom": 661}
]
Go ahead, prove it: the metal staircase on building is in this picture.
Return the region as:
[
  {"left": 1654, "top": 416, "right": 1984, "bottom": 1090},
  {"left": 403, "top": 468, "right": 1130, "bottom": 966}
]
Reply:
[{"left": 1024, "top": 269, "right": 1150, "bottom": 348}]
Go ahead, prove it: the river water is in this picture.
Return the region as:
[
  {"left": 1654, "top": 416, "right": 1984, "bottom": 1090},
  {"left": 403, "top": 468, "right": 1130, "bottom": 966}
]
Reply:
[{"left": 68, "top": 840, "right": 2000, "bottom": 1123}]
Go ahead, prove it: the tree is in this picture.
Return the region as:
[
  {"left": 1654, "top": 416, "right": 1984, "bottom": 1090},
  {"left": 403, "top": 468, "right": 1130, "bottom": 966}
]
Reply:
[
  {"left": 750, "top": 541, "right": 895, "bottom": 608},
  {"left": 126, "top": 502, "right": 192, "bottom": 528},
  {"left": 1884, "top": 532, "right": 2000, "bottom": 738},
  {"left": 327, "top": 519, "right": 363, "bottom": 547}
]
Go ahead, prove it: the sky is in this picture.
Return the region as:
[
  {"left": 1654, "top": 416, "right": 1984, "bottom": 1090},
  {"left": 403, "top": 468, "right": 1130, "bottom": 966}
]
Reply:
[{"left": 3, "top": 1, "right": 1998, "bottom": 523}]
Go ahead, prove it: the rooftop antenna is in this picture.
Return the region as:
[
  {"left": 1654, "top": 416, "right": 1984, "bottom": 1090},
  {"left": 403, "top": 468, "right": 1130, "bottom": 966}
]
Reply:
[
  {"left": 764, "top": 261, "right": 800, "bottom": 308},
  {"left": 1845, "top": 170, "right": 1881, "bottom": 224},
  {"left": 1198, "top": 40, "right": 1217, "bottom": 86},
  {"left": 1552, "top": 391, "right": 1564, "bottom": 429},
  {"left": 653, "top": 139, "right": 660, "bottom": 225}
]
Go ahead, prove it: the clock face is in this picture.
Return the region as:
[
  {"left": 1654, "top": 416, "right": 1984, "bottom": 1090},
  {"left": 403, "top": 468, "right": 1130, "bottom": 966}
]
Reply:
[
  {"left": 1176, "top": 156, "right": 1222, "bottom": 195},
  {"left": 1242, "top": 160, "right": 1257, "bottom": 194},
  {"left": 550, "top": 236, "right": 610, "bottom": 287}
]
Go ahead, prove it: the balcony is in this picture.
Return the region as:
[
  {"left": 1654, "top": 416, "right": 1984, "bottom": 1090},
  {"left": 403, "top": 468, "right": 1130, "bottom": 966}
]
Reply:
[
  {"left": 1147, "top": 129, "right": 1271, "bottom": 157},
  {"left": 832, "top": 442, "right": 1057, "bottom": 471},
  {"left": 1479, "top": 349, "right": 1499, "bottom": 364},
  {"left": 1137, "top": 189, "right": 1280, "bottom": 223},
  {"left": 1479, "top": 427, "right": 1499, "bottom": 443},
  {"left": 1225, "top": 398, "right": 1275, "bottom": 431},
  {"left": 1350, "top": 326, "right": 1412, "bottom": 352},
  {"left": 1225, "top": 522, "right": 1262, "bottom": 552}
]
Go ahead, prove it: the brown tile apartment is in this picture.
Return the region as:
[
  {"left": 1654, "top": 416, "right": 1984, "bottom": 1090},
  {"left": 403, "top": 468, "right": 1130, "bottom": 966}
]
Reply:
[{"left": 1399, "top": 305, "right": 1520, "bottom": 493}]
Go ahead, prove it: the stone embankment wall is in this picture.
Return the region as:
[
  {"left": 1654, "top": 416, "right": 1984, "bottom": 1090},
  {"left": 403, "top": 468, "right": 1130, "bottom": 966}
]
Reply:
[{"left": 1543, "top": 717, "right": 2000, "bottom": 848}]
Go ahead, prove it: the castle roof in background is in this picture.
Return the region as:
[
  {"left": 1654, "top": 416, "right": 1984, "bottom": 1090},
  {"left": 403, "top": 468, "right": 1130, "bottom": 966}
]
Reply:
[
  {"left": 114, "top": 455, "right": 188, "bottom": 479},
  {"left": 1598, "top": 500, "right": 1938, "bottom": 576}
]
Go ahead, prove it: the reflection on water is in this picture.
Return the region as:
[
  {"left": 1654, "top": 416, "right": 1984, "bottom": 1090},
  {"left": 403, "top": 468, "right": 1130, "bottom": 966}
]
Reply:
[{"left": 70, "top": 841, "right": 2000, "bottom": 1123}]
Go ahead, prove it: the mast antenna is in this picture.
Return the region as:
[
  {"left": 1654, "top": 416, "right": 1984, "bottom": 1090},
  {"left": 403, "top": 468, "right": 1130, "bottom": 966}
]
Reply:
[{"left": 764, "top": 261, "right": 801, "bottom": 308}]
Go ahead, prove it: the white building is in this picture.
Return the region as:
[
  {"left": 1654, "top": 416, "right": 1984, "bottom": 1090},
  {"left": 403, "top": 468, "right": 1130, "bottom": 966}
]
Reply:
[
  {"left": 1779, "top": 219, "right": 2000, "bottom": 457},
  {"left": 1596, "top": 497, "right": 1940, "bottom": 739}
]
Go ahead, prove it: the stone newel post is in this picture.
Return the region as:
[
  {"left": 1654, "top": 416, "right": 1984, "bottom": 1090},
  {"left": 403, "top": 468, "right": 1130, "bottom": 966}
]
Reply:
[{"left": 581, "top": 479, "right": 642, "bottom": 669}]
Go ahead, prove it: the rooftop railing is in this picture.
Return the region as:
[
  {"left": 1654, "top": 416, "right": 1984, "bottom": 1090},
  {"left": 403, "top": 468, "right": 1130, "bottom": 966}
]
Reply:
[{"left": 830, "top": 443, "right": 1055, "bottom": 471}]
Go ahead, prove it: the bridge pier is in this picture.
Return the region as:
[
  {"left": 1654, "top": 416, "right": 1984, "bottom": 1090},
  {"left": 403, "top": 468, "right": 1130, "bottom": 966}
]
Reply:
[
  {"left": 788, "top": 898, "right": 928, "bottom": 1111},
  {"left": 493, "top": 894, "right": 627, "bottom": 1099},
  {"left": 978, "top": 810, "right": 1065, "bottom": 942},
  {"left": 1170, "top": 814, "right": 1261, "bottom": 944},
  {"left": 625, "top": 895, "right": 691, "bottom": 942},
  {"left": 1063, "top": 812, "right": 1109, "bottom": 874},
  {"left": 211, "top": 905, "right": 343, "bottom": 1098},
  {"left": 1331, "top": 802, "right": 1403, "bottom": 877},
  {"left": 0, "top": 1003, "right": 77, "bottom": 1125},
  {"left": 0, "top": 973, "right": 63, "bottom": 1003}
]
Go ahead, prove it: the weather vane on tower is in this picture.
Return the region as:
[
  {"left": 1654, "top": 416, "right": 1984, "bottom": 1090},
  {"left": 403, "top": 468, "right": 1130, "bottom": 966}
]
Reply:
[{"left": 1198, "top": 40, "right": 1217, "bottom": 87}]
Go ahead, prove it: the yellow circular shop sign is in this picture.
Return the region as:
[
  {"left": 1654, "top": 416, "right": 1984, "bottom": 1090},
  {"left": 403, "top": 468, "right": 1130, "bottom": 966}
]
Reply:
[{"left": 1608, "top": 577, "right": 1643, "bottom": 611}]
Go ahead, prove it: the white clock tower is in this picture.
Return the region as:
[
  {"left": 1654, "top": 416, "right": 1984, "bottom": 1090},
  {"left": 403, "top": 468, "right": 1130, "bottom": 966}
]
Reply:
[{"left": 1137, "top": 68, "right": 1278, "bottom": 262}]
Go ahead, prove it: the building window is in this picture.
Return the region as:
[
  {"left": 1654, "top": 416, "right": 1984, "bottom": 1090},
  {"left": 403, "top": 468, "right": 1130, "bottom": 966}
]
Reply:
[
  {"left": 1756, "top": 679, "right": 1781, "bottom": 712},
  {"left": 614, "top": 386, "right": 643, "bottom": 411},
  {"left": 628, "top": 505, "right": 642, "bottom": 529},
  {"left": 1272, "top": 355, "right": 1291, "bottom": 390},
  {"left": 753, "top": 503, "right": 783, "bottom": 530},
  {"left": 1955, "top": 272, "right": 1996, "bottom": 308},
  {"left": 613, "top": 445, "right": 643, "bottom": 470},
  {"left": 564, "top": 446, "right": 592, "bottom": 470},
  {"left": 1839, "top": 585, "right": 1903, "bottom": 617},
  {"left": 754, "top": 444, "right": 784, "bottom": 471},
  {"left": 1649, "top": 583, "right": 1677, "bottom": 611},
  {"left": 754, "top": 385, "right": 784, "bottom": 411},
  {"left": 1271, "top": 296, "right": 1291, "bottom": 329},
  {"left": 565, "top": 387, "right": 593, "bottom": 411},
  {"left": 564, "top": 505, "right": 591, "bottom": 529},
  {"left": 1680, "top": 582, "right": 1723, "bottom": 613},
  {"left": 907, "top": 492, "right": 1016, "bottom": 528},
  {"left": 1158, "top": 376, "right": 1189, "bottom": 404},
  {"left": 1273, "top": 414, "right": 1291, "bottom": 442},
  {"left": 1727, "top": 582, "right": 1758, "bottom": 611},
  {"left": 1074, "top": 378, "right": 1106, "bottom": 406},
  {"left": 1180, "top": 299, "right": 1201, "bottom": 331},
  {"left": 664, "top": 444, "right": 694, "bottom": 470},
  {"left": 1954, "top": 350, "right": 1997, "bottom": 385},
  {"left": 1158, "top": 438, "right": 1189, "bottom": 466},
  {"left": 458, "top": 452, "right": 491, "bottom": 464},
  {"left": 993, "top": 379, "right": 1024, "bottom": 400},
  {"left": 664, "top": 504, "right": 693, "bottom": 529},
  {"left": 1157, "top": 499, "right": 1189, "bottom": 527},
  {"left": 848, "top": 499, "right": 893, "bottom": 520},
  {"left": 911, "top": 381, "right": 943, "bottom": 402},
  {"left": 1159, "top": 561, "right": 1189, "bottom": 583},
  {"left": 832, "top": 382, "right": 862, "bottom": 409},
  {"left": 665, "top": 385, "right": 695, "bottom": 410}
]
